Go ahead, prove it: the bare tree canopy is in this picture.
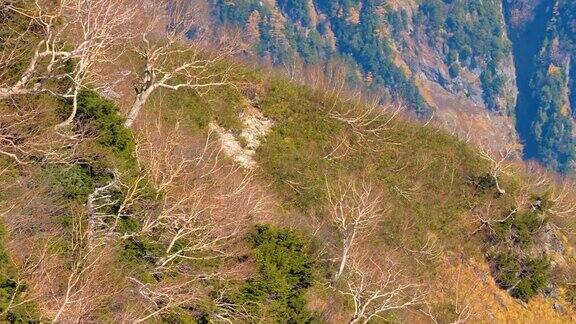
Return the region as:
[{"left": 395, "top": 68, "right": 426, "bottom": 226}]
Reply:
[
  {"left": 338, "top": 256, "right": 424, "bottom": 324},
  {"left": 1, "top": 0, "right": 135, "bottom": 129},
  {"left": 326, "top": 177, "right": 383, "bottom": 283},
  {"left": 124, "top": 0, "right": 238, "bottom": 128}
]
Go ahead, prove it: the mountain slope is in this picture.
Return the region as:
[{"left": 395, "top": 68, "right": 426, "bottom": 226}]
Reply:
[
  {"left": 2, "top": 45, "right": 576, "bottom": 324},
  {"left": 1, "top": 1, "right": 576, "bottom": 322},
  {"left": 207, "top": 0, "right": 576, "bottom": 173}
]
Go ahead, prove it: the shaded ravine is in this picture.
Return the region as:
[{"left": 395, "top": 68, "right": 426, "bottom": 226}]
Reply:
[{"left": 502, "top": 0, "right": 554, "bottom": 159}]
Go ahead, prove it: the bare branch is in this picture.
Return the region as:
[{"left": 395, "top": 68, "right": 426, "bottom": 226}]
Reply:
[
  {"left": 325, "top": 96, "right": 403, "bottom": 160},
  {"left": 0, "top": 104, "right": 79, "bottom": 165},
  {"left": 338, "top": 256, "right": 424, "bottom": 324},
  {"left": 56, "top": 0, "right": 136, "bottom": 128},
  {"left": 124, "top": 1, "right": 239, "bottom": 128},
  {"left": 477, "top": 142, "right": 521, "bottom": 195},
  {"left": 1, "top": 0, "right": 134, "bottom": 124},
  {"left": 325, "top": 177, "right": 383, "bottom": 283}
]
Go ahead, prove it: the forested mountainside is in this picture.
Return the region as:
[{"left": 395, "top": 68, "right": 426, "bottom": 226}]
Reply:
[
  {"left": 1, "top": 0, "right": 576, "bottom": 322},
  {"left": 504, "top": 0, "right": 576, "bottom": 172},
  {"left": 209, "top": 0, "right": 576, "bottom": 173}
]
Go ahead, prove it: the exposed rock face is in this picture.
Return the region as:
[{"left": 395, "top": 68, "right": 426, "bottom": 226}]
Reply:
[
  {"left": 210, "top": 106, "right": 274, "bottom": 169},
  {"left": 404, "top": 42, "right": 488, "bottom": 109},
  {"left": 541, "top": 224, "right": 565, "bottom": 255},
  {"left": 398, "top": 1, "right": 517, "bottom": 115},
  {"left": 391, "top": 0, "right": 519, "bottom": 151},
  {"left": 490, "top": 54, "right": 520, "bottom": 117},
  {"left": 240, "top": 106, "right": 275, "bottom": 150},
  {"left": 505, "top": 0, "right": 544, "bottom": 29},
  {"left": 504, "top": 0, "right": 575, "bottom": 171}
]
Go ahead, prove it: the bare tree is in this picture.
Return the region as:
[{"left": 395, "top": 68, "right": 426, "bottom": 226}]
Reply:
[
  {"left": 326, "top": 178, "right": 383, "bottom": 282},
  {"left": 402, "top": 235, "right": 443, "bottom": 268},
  {"left": 124, "top": 1, "right": 237, "bottom": 128},
  {"left": 0, "top": 0, "right": 70, "bottom": 98},
  {"left": 134, "top": 122, "right": 264, "bottom": 270},
  {"left": 0, "top": 103, "right": 78, "bottom": 165},
  {"left": 328, "top": 97, "right": 400, "bottom": 142},
  {"left": 3, "top": 212, "right": 121, "bottom": 323},
  {"left": 0, "top": 241, "right": 49, "bottom": 319},
  {"left": 0, "top": 140, "right": 124, "bottom": 322},
  {"left": 48, "top": 214, "right": 120, "bottom": 323},
  {"left": 338, "top": 256, "right": 423, "bottom": 324},
  {"left": 83, "top": 117, "right": 267, "bottom": 272},
  {"left": 470, "top": 201, "right": 519, "bottom": 236},
  {"left": 548, "top": 185, "right": 576, "bottom": 222},
  {"left": 55, "top": 0, "right": 135, "bottom": 128},
  {"left": 450, "top": 264, "right": 478, "bottom": 324},
  {"left": 419, "top": 261, "right": 480, "bottom": 324},
  {"left": 128, "top": 270, "right": 250, "bottom": 323},
  {"left": 1, "top": 0, "right": 134, "bottom": 127},
  {"left": 478, "top": 143, "right": 520, "bottom": 195},
  {"left": 108, "top": 120, "right": 267, "bottom": 321},
  {"left": 324, "top": 92, "right": 402, "bottom": 160},
  {"left": 128, "top": 276, "right": 202, "bottom": 323}
]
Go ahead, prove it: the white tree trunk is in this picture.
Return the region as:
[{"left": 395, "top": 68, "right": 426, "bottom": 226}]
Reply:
[
  {"left": 0, "top": 86, "right": 32, "bottom": 99},
  {"left": 335, "top": 229, "right": 356, "bottom": 282},
  {"left": 56, "top": 86, "right": 79, "bottom": 128},
  {"left": 348, "top": 315, "right": 363, "bottom": 324},
  {"left": 0, "top": 42, "right": 50, "bottom": 100},
  {"left": 336, "top": 240, "right": 351, "bottom": 282},
  {"left": 0, "top": 66, "right": 39, "bottom": 99},
  {"left": 125, "top": 87, "right": 153, "bottom": 128},
  {"left": 494, "top": 174, "right": 506, "bottom": 195}
]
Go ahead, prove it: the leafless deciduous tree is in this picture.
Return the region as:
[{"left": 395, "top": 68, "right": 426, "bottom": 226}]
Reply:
[
  {"left": 55, "top": 0, "right": 136, "bottom": 128},
  {"left": 134, "top": 122, "right": 265, "bottom": 270},
  {"left": 0, "top": 239, "right": 49, "bottom": 319},
  {"left": 0, "top": 0, "right": 69, "bottom": 98},
  {"left": 48, "top": 214, "right": 121, "bottom": 323},
  {"left": 1, "top": 0, "right": 134, "bottom": 129},
  {"left": 449, "top": 264, "right": 478, "bottom": 324},
  {"left": 128, "top": 276, "right": 202, "bottom": 323},
  {"left": 522, "top": 165, "right": 576, "bottom": 219},
  {"left": 0, "top": 104, "right": 78, "bottom": 165},
  {"left": 4, "top": 212, "right": 121, "bottom": 323},
  {"left": 338, "top": 256, "right": 423, "bottom": 324},
  {"left": 97, "top": 120, "right": 268, "bottom": 321},
  {"left": 324, "top": 93, "right": 402, "bottom": 160},
  {"left": 548, "top": 180, "right": 576, "bottom": 218},
  {"left": 326, "top": 178, "right": 383, "bottom": 282},
  {"left": 128, "top": 271, "right": 251, "bottom": 323},
  {"left": 478, "top": 143, "right": 520, "bottom": 195},
  {"left": 470, "top": 201, "right": 519, "bottom": 236},
  {"left": 402, "top": 235, "right": 443, "bottom": 268},
  {"left": 328, "top": 97, "right": 399, "bottom": 142},
  {"left": 419, "top": 261, "right": 480, "bottom": 324},
  {"left": 124, "top": 1, "right": 238, "bottom": 128}
]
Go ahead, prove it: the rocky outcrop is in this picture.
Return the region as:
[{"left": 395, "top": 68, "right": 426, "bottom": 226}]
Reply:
[
  {"left": 497, "top": 50, "right": 519, "bottom": 114},
  {"left": 210, "top": 106, "right": 274, "bottom": 169}
]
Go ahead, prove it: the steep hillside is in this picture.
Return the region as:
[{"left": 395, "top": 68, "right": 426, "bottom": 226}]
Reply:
[
  {"left": 207, "top": 0, "right": 576, "bottom": 173},
  {"left": 1, "top": 0, "right": 576, "bottom": 322}
]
